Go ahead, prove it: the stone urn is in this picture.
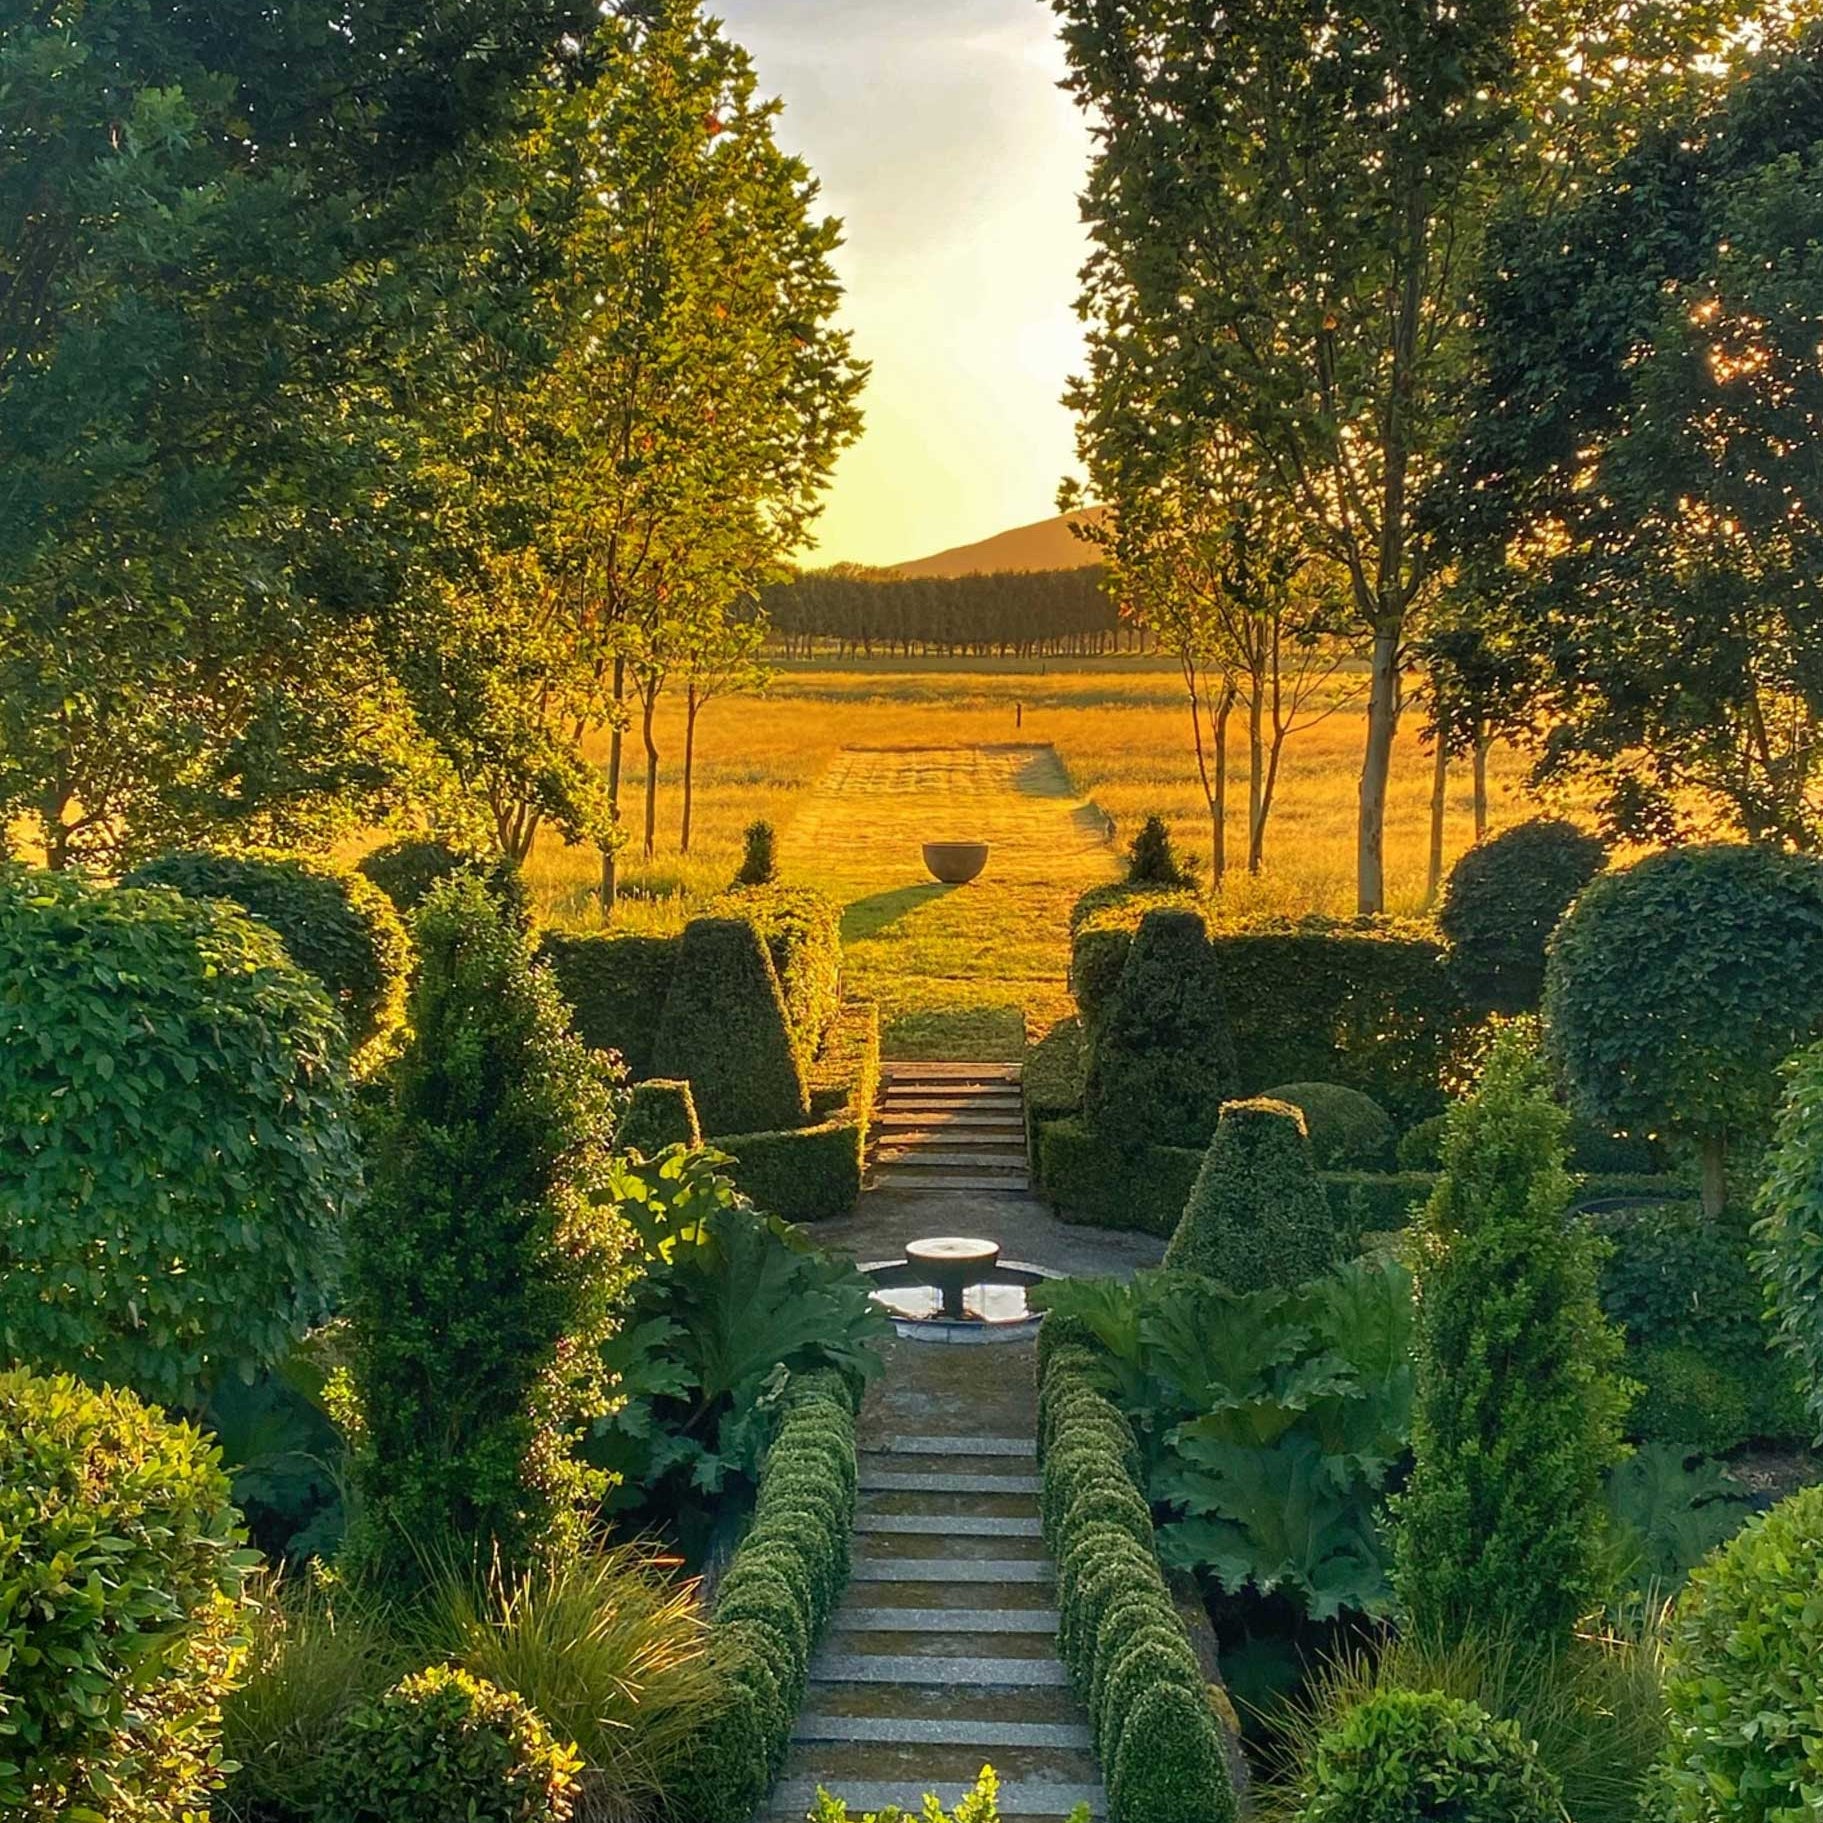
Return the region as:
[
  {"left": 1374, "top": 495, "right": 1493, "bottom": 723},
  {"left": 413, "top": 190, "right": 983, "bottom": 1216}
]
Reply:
[{"left": 922, "top": 841, "right": 989, "bottom": 885}]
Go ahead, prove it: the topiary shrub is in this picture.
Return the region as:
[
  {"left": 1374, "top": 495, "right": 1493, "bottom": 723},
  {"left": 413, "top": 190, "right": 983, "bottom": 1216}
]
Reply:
[
  {"left": 0, "top": 1367, "right": 255, "bottom": 1821},
  {"left": 735, "top": 819, "right": 778, "bottom": 887},
  {"left": 1756, "top": 1037, "right": 1823, "bottom": 1444},
  {"left": 357, "top": 836, "right": 472, "bottom": 912},
  {"left": 1127, "top": 813, "right": 1200, "bottom": 888},
  {"left": 124, "top": 846, "right": 411, "bottom": 1052},
  {"left": 617, "top": 1079, "right": 701, "bottom": 1156},
  {"left": 650, "top": 916, "right": 810, "bottom": 1136},
  {"left": 0, "top": 865, "right": 359, "bottom": 1405},
  {"left": 1629, "top": 1344, "right": 1754, "bottom": 1456},
  {"left": 1084, "top": 907, "right": 1239, "bottom": 1149},
  {"left": 1165, "top": 1098, "right": 1338, "bottom": 1291},
  {"left": 1394, "top": 1029, "right": 1630, "bottom": 1647},
  {"left": 1441, "top": 816, "right": 1607, "bottom": 1015},
  {"left": 346, "top": 876, "right": 632, "bottom": 1583},
  {"left": 317, "top": 1664, "right": 581, "bottom": 1823},
  {"left": 1261, "top": 1082, "right": 1396, "bottom": 1170},
  {"left": 709, "top": 884, "right": 843, "bottom": 1066},
  {"left": 1298, "top": 1688, "right": 1563, "bottom": 1823},
  {"left": 1396, "top": 1114, "right": 1450, "bottom": 1173},
  {"left": 538, "top": 931, "right": 679, "bottom": 1078},
  {"left": 1545, "top": 844, "right": 1823, "bottom": 1214},
  {"left": 1110, "top": 1682, "right": 1236, "bottom": 1823},
  {"left": 1660, "top": 1484, "right": 1823, "bottom": 1823}
]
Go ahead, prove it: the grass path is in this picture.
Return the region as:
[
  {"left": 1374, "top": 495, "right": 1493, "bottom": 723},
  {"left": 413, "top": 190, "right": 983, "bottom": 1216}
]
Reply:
[{"left": 783, "top": 744, "right": 1118, "bottom": 1059}]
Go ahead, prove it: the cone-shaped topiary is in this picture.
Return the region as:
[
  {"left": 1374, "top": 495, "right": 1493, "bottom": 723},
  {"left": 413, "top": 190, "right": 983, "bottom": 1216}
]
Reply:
[
  {"left": 735, "top": 819, "right": 778, "bottom": 887},
  {"left": 617, "top": 1079, "right": 701, "bottom": 1156},
  {"left": 1164, "top": 1097, "right": 1337, "bottom": 1291},
  {"left": 1127, "top": 813, "right": 1199, "bottom": 888},
  {"left": 1083, "top": 907, "right": 1238, "bottom": 1149}
]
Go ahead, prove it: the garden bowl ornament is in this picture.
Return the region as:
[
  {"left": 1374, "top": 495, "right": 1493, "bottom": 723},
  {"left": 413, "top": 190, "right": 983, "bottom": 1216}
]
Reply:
[{"left": 923, "top": 841, "right": 990, "bottom": 885}]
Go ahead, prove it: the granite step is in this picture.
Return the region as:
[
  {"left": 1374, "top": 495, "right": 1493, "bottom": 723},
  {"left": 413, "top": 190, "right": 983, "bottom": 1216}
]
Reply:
[
  {"left": 831, "top": 1607, "right": 1060, "bottom": 1634},
  {"left": 854, "top": 1533, "right": 1048, "bottom": 1566},
  {"left": 870, "top": 1172, "right": 1035, "bottom": 1193},
  {"left": 855, "top": 1513, "right": 1042, "bottom": 1538},
  {"left": 858, "top": 1466, "right": 1042, "bottom": 1495},
  {"left": 882, "top": 1063, "right": 1022, "bottom": 1081},
  {"left": 849, "top": 1557, "right": 1053, "bottom": 1585},
  {"left": 795, "top": 1716, "right": 1092, "bottom": 1750},
  {"left": 873, "top": 1434, "right": 1037, "bottom": 1458},
  {"left": 811, "top": 1653, "right": 1071, "bottom": 1689},
  {"left": 766, "top": 1777, "right": 1103, "bottom": 1821}
]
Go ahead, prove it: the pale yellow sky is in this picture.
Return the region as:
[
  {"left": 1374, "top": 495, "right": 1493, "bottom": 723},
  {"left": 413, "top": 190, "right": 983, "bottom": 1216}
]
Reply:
[{"left": 714, "top": 0, "right": 1092, "bottom": 568}]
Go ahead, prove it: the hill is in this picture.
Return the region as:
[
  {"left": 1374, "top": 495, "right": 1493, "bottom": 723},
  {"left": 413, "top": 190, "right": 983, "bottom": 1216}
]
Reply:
[{"left": 892, "top": 508, "right": 1104, "bottom": 578}]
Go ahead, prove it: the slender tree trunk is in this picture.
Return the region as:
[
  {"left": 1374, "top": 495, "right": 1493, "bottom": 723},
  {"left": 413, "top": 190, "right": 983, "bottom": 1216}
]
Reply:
[
  {"left": 1358, "top": 627, "right": 1401, "bottom": 914},
  {"left": 1214, "top": 679, "right": 1235, "bottom": 890},
  {"left": 1424, "top": 739, "right": 1448, "bottom": 908},
  {"left": 1700, "top": 1133, "right": 1728, "bottom": 1218},
  {"left": 1247, "top": 679, "right": 1266, "bottom": 876},
  {"left": 600, "top": 653, "right": 626, "bottom": 919},
  {"left": 640, "top": 696, "right": 660, "bottom": 861},
  {"left": 681, "top": 683, "right": 701, "bottom": 855},
  {"left": 1472, "top": 727, "right": 1490, "bottom": 841}
]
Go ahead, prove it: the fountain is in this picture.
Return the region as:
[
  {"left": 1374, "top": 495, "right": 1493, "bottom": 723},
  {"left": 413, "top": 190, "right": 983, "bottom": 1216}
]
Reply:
[{"left": 861, "top": 1235, "right": 1056, "bottom": 1343}]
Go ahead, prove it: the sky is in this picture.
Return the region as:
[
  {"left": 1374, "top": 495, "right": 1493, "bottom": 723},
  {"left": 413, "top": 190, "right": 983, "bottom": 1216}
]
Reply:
[{"left": 713, "top": 0, "right": 1094, "bottom": 568}]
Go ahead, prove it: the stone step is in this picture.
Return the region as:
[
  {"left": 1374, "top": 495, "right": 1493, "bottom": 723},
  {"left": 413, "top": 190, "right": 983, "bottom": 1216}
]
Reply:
[
  {"left": 855, "top": 1534, "right": 1047, "bottom": 1568},
  {"left": 856, "top": 1513, "right": 1042, "bottom": 1538},
  {"left": 881, "top": 1100, "right": 1024, "bottom": 1117},
  {"left": 832, "top": 1607, "right": 1060, "bottom": 1634},
  {"left": 858, "top": 1467, "right": 1042, "bottom": 1495},
  {"left": 883, "top": 1063, "right": 1022, "bottom": 1081},
  {"left": 874, "top": 1434, "right": 1037, "bottom": 1458},
  {"left": 765, "top": 1778, "right": 1104, "bottom": 1821},
  {"left": 870, "top": 1172, "right": 1034, "bottom": 1193},
  {"left": 874, "top": 1149, "right": 1032, "bottom": 1169},
  {"left": 793, "top": 1715, "right": 1093, "bottom": 1750},
  {"left": 849, "top": 1558, "right": 1053, "bottom": 1585},
  {"left": 810, "top": 1653, "right": 1071, "bottom": 1688}
]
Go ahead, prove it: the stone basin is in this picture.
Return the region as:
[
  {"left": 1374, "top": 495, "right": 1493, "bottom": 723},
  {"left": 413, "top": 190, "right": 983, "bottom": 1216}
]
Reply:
[{"left": 922, "top": 841, "right": 990, "bottom": 885}]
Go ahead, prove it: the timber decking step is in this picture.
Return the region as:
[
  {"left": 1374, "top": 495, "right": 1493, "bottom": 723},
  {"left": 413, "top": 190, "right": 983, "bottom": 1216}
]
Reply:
[
  {"left": 849, "top": 1558, "right": 1053, "bottom": 1585},
  {"left": 871, "top": 1172, "right": 1033, "bottom": 1193},
  {"left": 856, "top": 1513, "right": 1042, "bottom": 1537},
  {"left": 832, "top": 1607, "right": 1060, "bottom": 1634},
  {"left": 859, "top": 1467, "right": 1042, "bottom": 1494},
  {"left": 809, "top": 1653, "right": 1071, "bottom": 1688},
  {"left": 793, "top": 1716, "right": 1092, "bottom": 1750},
  {"left": 766, "top": 1779, "right": 1103, "bottom": 1820},
  {"left": 873, "top": 1434, "right": 1038, "bottom": 1457}
]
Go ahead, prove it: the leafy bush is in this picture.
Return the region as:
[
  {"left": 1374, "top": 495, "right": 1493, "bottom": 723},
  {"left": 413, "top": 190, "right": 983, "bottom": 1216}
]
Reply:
[
  {"left": 736, "top": 818, "right": 778, "bottom": 886},
  {"left": 1084, "top": 907, "right": 1239, "bottom": 1149},
  {"left": 1166, "top": 1098, "right": 1340, "bottom": 1292},
  {"left": 808, "top": 997, "right": 882, "bottom": 1123},
  {"left": 1545, "top": 844, "right": 1823, "bottom": 1212},
  {"left": 126, "top": 845, "right": 411, "bottom": 1052},
  {"left": 1026, "top": 1014, "right": 1087, "bottom": 1164},
  {"left": 356, "top": 835, "right": 476, "bottom": 912},
  {"left": 1397, "top": 1114, "right": 1450, "bottom": 1172},
  {"left": 1068, "top": 885, "right": 1200, "bottom": 1035},
  {"left": 0, "top": 1367, "right": 256, "bottom": 1821},
  {"left": 1403, "top": 1111, "right": 1649, "bottom": 1177},
  {"left": 710, "top": 884, "right": 844, "bottom": 1067},
  {"left": 1298, "top": 1689, "right": 1563, "bottom": 1823},
  {"left": 0, "top": 865, "right": 359, "bottom": 1405},
  {"left": 1111, "top": 1683, "right": 1237, "bottom": 1823},
  {"left": 346, "top": 876, "right": 631, "bottom": 1582},
  {"left": 1630, "top": 1345, "right": 1753, "bottom": 1457},
  {"left": 1441, "top": 817, "right": 1607, "bottom": 1015},
  {"left": 1394, "top": 1030, "right": 1630, "bottom": 1646},
  {"left": 810, "top": 1767, "right": 1079, "bottom": 1823},
  {"left": 538, "top": 930, "right": 680, "bottom": 1078},
  {"left": 1660, "top": 1484, "right": 1823, "bottom": 1823},
  {"left": 718, "top": 1113, "right": 867, "bottom": 1223},
  {"left": 1127, "top": 812, "right": 1200, "bottom": 888},
  {"left": 317, "top": 1664, "right": 581, "bottom": 1823},
  {"left": 1756, "top": 1036, "right": 1823, "bottom": 1442},
  {"left": 618, "top": 1079, "right": 701, "bottom": 1155},
  {"left": 1605, "top": 1444, "right": 1753, "bottom": 1595},
  {"left": 1259, "top": 1083, "right": 1395, "bottom": 1170},
  {"left": 1037, "top": 1118, "right": 1204, "bottom": 1234},
  {"left": 651, "top": 916, "right": 810, "bottom": 1135}
]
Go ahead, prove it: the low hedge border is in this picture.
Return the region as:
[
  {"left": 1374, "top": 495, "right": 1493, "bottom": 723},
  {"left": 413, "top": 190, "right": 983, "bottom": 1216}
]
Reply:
[
  {"left": 809, "top": 1000, "right": 881, "bottom": 1123},
  {"left": 1037, "top": 1324, "right": 1239, "bottom": 1823},
  {"left": 1025, "top": 1015, "right": 1088, "bottom": 1179},
  {"left": 672, "top": 1369, "right": 858, "bottom": 1823}
]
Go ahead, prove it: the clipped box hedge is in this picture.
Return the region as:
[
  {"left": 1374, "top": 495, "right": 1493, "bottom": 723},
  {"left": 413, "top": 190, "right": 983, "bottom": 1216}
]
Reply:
[
  {"left": 711, "top": 885, "right": 844, "bottom": 1070},
  {"left": 538, "top": 931, "right": 678, "bottom": 1078},
  {"left": 1025, "top": 1014, "right": 1088, "bottom": 1175}
]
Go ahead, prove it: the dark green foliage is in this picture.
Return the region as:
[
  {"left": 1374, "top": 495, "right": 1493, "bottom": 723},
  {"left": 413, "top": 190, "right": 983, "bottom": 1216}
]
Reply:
[
  {"left": 0, "top": 865, "right": 358, "bottom": 1406},
  {"left": 538, "top": 931, "right": 679, "bottom": 1079},
  {"left": 1069, "top": 887, "right": 1200, "bottom": 1036},
  {"left": 651, "top": 916, "right": 809, "bottom": 1135},
  {"left": 736, "top": 818, "right": 778, "bottom": 886},
  {"left": 807, "top": 999, "right": 881, "bottom": 1123},
  {"left": 1300, "top": 1689, "right": 1563, "bottom": 1823},
  {"left": 125, "top": 845, "right": 411, "bottom": 1052},
  {"left": 0, "top": 1367, "right": 254, "bottom": 1821},
  {"left": 1166, "top": 1098, "right": 1339, "bottom": 1292},
  {"left": 1756, "top": 1036, "right": 1823, "bottom": 1442},
  {"left": 1544, "top": 844, "right": 1823, "bottom": 1210},
  {"left": 710, "top": 884, "right": 843, "bottom": 1067},
  {"left": 1127, "top": 813, "right": 1200, "bottom": 888},
  {"left": 1629, "top": 1346, "right": 1753, "bottom": 1457},
  {"left": 1440, "top": 818, "right": 1607, "bottom": 1015},
  {"left": 317, "top": 1664, "right": 580, "bottom": 1823},
  {"left": 1261, "top": 1082, "right": 1395, "bottom": 1170},
  {"left": 347, "top": 877, "right": 631, "bottom": 1582},
  {"left": 358, "top": 838, "right": 531, "bottom": 929},
  {"left": 1660, "top": 1484, "right": 1823, "bottom": 1823},
  {"left": 1025, "top": 1014, "right": 1087, "bottom": 1169},
  {"left": 1036, "top": 1118, "right": 1203, "bottom": 1234},
  {"left": 1397, "top": 1114, "right": 1451, "bottom": 1173},
  {"left": 617, "top": 1079, "right": 701, "bottom": 1156},
  {"left": 1084, "top": 908, "right": 1239, "bottom": 1148},
  {"left": 718, "top": 1115, "right": 865, "bottom": 1223},
  {"left": 1110, "top": 1683, "right": 1237, "bottom": 1823},
  {"left": 1324, "top": 1172, "right": 1439, "bottom": 1241},
  {"left": 1394, "top": 1031, "right": 1630, "bottom": 1645},
  {"left": 1605, "top": 1443, "right": 1754, "bottom": 1594}
]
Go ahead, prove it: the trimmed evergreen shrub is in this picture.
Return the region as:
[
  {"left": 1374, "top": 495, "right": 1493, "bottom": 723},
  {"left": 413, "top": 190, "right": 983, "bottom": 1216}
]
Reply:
[
  {"left": 736, "top": 819, "right": 778, "bottom": 886},
  {"left": 1299, "top": 1689, "right": 1563, "bottom": 1823},
  {"left": 1068, "top": 887, "right": 1200, "bottom": 1035},
  {"left": 1127, "top": 813, "right": 1199, "bottom": 888},
  {"left": 1084, "top": 907, "right": 1239, "bottom": 1149},
  {"left": 651, "top": 916, "right": 810, "bottom": 1136},
  {"left": 1025, "top": 1014, "right": 1087, "bottom": 1169},
  {"left": 1037, "top": 1118, "right": 1203, "bottom": 1234},
  {"left": 617, "top": 1079, "right": 701, "bottom": 1155},
  {"left": 808, "top": 999, "right": 882, "bottom": 1123},
  {"left": 1393, "top": 1029, "right": 1630, "bottom": 1646},
  {"left": 1660, "top": 1484, "right": 1823, "bottom": 1823},
  {"left": 1756, "top": 1036, "right": 1823, "bottom": 1442},
  {"left": 1110, "top": 1683, "right": 1237, "bottom": 1823},
  {"left": 1630, "top": 1345, "right": 1754, "bottom": 1456},
  {"left": 711, "top": 884, "right": 843, "bottom": 1066},
  {"left": 318, "top": 1664, "right": 581, "bottom": 1823},
  {"left": 356, "top": 837, "right": 531, "bottom": 927},
  {"left": 0, "top": 865, "right": 358, "bottom": 1405},
  {"left": 1261, "top": 1082, "right": 1396, "bottom": 1170},
  {"left": 0, "top": 1367, "right": 255, "bottom": 1821},
  {"left": 717, "top": 1115, "right": 865, "bottom": 1223},
  {"left": 346, "top": 876, "right": 631, "bottom": 1582},
  {"left": 538, "top": 931, "right": 680, "bottom": 1078},
  {"left": 125, "top": 846, "right": 411, "bottom": 1051},
  {"left": 1441, "top": 816, "right": 1607, "bottom": 1015},
  {"left": 1165, "top": 1098, "right": 1339, "bottom": 1291},
  {"left": 1397, "top": 1114, "right": 1451, "bottom": 1173}
]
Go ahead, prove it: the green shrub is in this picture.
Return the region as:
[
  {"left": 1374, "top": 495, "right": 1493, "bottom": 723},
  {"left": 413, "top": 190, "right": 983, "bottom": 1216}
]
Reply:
[
  {"left": 1037, "top": 1118, "right": 1203, "bottom": 1234},
  {"left": 1261, "top": 1082, "right": 1396, "bottom": 1170},
  {"left": 809, "top": 999, "right": 882, "bottom": 1123},
  {"left": 317, "top": 1664, "right": 581, "bottom": 1823},
  {"left": 538, "top": 930, "right": 680, "bottom": 1078},
  {"left": 0, "top": 1367, "right": 255, "bottom": 1822},
  {"left": 1397, "top": 1114, "right": 1451, "bottom": 1172},
  {"left": 1660, "top": 1484, "right": 1823, "bottom": 1822},
  {"left": 1084, "top": 907, "right": 1240, "bottom": 1149},
  {"left": 736, "top": 818, "right": 778, "bottom": 886},
  {"left": 1394, "top": 1029, "right": 1630, "bottom": 1646},
  {"left": 1127, "top": 813, "right": 1200, "bottom": 888},
  {"left": 651, "top": 916, "right": 810, "bottom": 1136},
  {"left": 710, "top": 884, "right": 843, "bottom": 1067},
  {"left": 1441, "top": 816, "right": 1608, "bottom": 1015},
  {"left": 1299, "top": 1688, "right": 1563, "bottom": 1823},
  {"left": 1545, "top": 843, "right": 1823, "bottom": 1213},
  {"left": 1109, "top": 1682, "right": 1237, "bottom": 1823},
  {"left": 617, "top": 1079, "right": 701, "bottom": 1155},
  {"left": 1166, "top": 1097, "right": 1339, "bottom": 1291},
  {"left": 1629, "top": 1345, "right": 1754, "bottom": 1456},
  {"left": 717, "top": 1114, "right": 864, "bottom": 1222},
  {"left": 1757, "top": 1036, "right": 1823, "bottom": 1442},
  {"left": 1322, "top": 1171, "right": 1437, "bottom": 1242},
  {"left": 811, "top": 1767, "right": 1037, "bottom": 1823},
  {"left": 0, "top": 865, "right": 358, "bottom": 1405},
  {"left": 125, "top": 845, "right": 411, "bottom": 1052},
  {"left": 1025, "top": 1014, "right": 1087, "bottom": 1176},
  {"left": 1567, "top": 1117, "right": 1657, "bottom": 1174},
  {"left": 358, "top": 837, "right": 530, "bottom": 927},
  {"left": 346, "top": 877, "right": 631, "bottom": 1582},
  {"left": 1068, "top": 885, "right": 1200, "bottom": 1034}
]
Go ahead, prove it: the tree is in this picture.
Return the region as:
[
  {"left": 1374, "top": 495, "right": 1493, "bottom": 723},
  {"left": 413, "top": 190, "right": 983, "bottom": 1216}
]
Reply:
[
  {"left": 679, "top": 607, "right": 769, "bottom": 855},
  {"left": 1393, "top": 1028, "right": 1629, "bottom": 1646}
]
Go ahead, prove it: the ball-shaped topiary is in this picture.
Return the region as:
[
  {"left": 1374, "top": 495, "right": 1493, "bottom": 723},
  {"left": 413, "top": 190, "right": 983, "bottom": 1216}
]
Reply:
[
  {"left": 1109, "top": 1680, "right": 1237, "bottom": 1823},
  {"left": 1165, "top": 1097, "right": 1338, "bottom": 1291},
  {"left": 1260, "top": 1082, "right": 1396, "bottom": 1169},
  {"left": 126, "top": 846, "right": 411, "bottom": 1051},
  {"left": 616, "top": 1078, "right": 702, "bottom": 1155},
  {"left": 358, "top": 836, "right": 530, "bottom": 929},
  {"left": 1660, "top": 1484, "right": 1823, "bottom": 1823},
  {"left": 1441, "top": 816, "right": 1607, "bottom": 1014},
  {"left": 318, "top": 1665, "right": 581, "bottom": 1823},
  {"left": 0, "top": 1367, "right": 255, "bottom": 1821},
  {"left": 1083, "top": 907, "right": 1239, "bottom": 1150},
  {"left": 0, "top": 866, "right": 359, "bottom": 1405},
  {"left": 1544, "top": 843, "right": 1823, "bottom": 1215},
  {"left": 1299, "top": 1688, "right": 1563, "bottom": 1823}
]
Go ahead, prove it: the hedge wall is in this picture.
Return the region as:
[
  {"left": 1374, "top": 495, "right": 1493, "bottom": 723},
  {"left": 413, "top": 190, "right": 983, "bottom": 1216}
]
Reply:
[
  {"left": 538, "top": 931, "right": 678, "bottom": 1078},
  {"left": 1025, "top": 1015, "right": 1087, "bottom": 1169},
  {"left": 1038, "top": 1327, "right": 1238, "bottom": 1823},
  {"left": 809, "top": 1000, "right": 881, "bottom": 1123},
  {"left": 671, "top": 1369, "right": 857, "bottom": 1823}
]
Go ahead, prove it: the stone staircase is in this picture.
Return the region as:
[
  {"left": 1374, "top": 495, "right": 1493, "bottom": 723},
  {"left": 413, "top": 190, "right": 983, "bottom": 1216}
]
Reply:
[{"left": 870, "top": 1063, "right": 1030, "bottom": 1195}]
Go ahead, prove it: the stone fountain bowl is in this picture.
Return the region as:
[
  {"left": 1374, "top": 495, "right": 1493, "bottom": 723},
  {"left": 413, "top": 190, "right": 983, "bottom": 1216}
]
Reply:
[{"left": 922, "top": 841, "right": 990, "bottom": 885}]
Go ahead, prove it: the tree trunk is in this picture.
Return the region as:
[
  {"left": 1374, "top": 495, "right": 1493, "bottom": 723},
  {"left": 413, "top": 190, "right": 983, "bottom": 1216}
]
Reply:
[
  {"left": 1357, "top": 627, "right": 1401, "bottom": 914},
  {"left": 600, "top": 653, "right": 626, "bottom": 919},
  {"left": 1472, "top": 728, "right": 1490, "bottom": 842},
  {"left": 1700, "top": 1133, "right": 1728, "bottom": 1218},
  {"left": 1424, "top": 739, "right": 1448, "bottom": 908},
  {"left": 681, "top": 682, "right": 700, "bottom": 855},
  {"left": 640, "top": 685, "right": 660, "bottom": 861},
  {"left": 1247, "top": 681, "right": 1265, "bottom": 876},
  {"left": 1214, "top": 680, "right": 1235, "bottom": 889}
]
